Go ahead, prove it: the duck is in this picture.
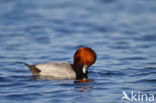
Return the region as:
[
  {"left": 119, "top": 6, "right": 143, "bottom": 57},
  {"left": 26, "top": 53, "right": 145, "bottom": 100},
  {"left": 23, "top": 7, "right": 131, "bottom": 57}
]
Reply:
[{"left": 25, "top": 47, "right": 96, "bottom": 79}]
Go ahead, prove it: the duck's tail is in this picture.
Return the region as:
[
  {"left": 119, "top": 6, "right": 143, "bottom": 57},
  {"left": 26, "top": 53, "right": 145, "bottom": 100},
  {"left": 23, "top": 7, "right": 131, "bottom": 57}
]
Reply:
[{"left": 16, "top": 62, "right": 41, "bottom": 75}]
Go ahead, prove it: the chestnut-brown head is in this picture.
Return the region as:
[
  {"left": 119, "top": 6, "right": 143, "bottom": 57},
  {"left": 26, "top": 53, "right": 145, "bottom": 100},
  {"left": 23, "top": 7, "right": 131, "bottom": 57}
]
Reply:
[{"left": 73, "top": 47, "right": 96, "bottom": 78}]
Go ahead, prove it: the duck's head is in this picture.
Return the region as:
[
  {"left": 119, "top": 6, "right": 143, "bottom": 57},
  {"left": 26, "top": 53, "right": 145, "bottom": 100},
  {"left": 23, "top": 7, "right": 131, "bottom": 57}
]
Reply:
[{"left": 73, "top": 47, "right": 96, "bottom": 79}]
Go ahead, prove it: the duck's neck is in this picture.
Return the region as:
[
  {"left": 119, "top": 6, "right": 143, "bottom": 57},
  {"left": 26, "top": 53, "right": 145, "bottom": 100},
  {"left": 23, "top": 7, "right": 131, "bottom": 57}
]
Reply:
[{"left": 72, "top": 64, "right": 88, "bottom": 80}]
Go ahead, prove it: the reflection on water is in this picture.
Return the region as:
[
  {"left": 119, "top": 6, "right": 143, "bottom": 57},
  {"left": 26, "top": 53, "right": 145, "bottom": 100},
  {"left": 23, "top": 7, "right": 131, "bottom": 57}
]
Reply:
[
  {"left": 75, "top": 79, "right": 93, "bottom": 92},
  {"left": 75, "top": 86, "right": 93, "bottom": 92},
  {"left": 32, "top": 75, "right": 93, "bottom": 93},
  {"left": 74, "top": 79, "right": 92, "bottom": 84},
  {"left": 33, "top": 75, "right": 93, "bottom": 84}
]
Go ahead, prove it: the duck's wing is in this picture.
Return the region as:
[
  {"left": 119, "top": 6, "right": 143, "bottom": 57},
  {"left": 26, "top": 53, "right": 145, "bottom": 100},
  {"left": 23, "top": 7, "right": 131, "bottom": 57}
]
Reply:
[{"left": 35, "top": 62, "right": 76, "bottom": 78}]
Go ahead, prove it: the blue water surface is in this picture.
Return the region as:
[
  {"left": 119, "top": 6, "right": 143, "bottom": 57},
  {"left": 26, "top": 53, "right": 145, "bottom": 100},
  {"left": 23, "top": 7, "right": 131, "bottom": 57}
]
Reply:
[{"left": 0, "top": 0, "right": 156, "bottom": 103}]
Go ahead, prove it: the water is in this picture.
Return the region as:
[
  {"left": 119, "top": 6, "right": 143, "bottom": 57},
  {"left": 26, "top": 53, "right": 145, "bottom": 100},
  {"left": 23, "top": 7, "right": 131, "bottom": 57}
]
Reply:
[{"left": 0, "top": 0, "right": 156, "bottom": 103}]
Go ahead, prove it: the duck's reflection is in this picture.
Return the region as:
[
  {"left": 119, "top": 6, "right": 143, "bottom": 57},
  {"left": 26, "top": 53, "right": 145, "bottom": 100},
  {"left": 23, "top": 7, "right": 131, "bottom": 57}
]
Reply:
[
  {"left": 74, "top": 78, "right": 93, "bottom": 92},
  {"left": 31, "top": 76, "right": 93, "bottom": 92},
  {"left": 32, "top": 75, "right": 92, "bottom": 83},
  {"left": 74, "top": 78, "right": 92, "bottom": 84},
  {"left": 75, "top": 86, "right": 93, "bottom": 92}
]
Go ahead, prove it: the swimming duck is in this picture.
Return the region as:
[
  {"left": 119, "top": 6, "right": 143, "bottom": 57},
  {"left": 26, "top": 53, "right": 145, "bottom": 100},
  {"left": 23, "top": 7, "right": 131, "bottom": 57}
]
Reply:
[{"left": 25, "top": 47, "right": 96, "bottom": 79}]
